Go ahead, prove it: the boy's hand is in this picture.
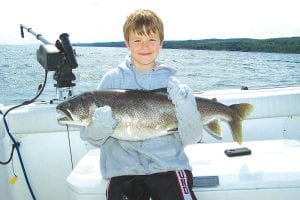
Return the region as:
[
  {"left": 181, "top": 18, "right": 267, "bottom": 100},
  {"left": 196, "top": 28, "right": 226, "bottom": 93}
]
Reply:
[
  {"left": 92, "top": 106, "right": 117, "bottom": 128},
  {"left": 167, "top": 76, "right": 193, "bottom": 105},
  {"left": 80, "top": 105, "right": 117, "bottom": 146},
  {"left": 167, "top": 76, "right": 203, "bottom": 146}
]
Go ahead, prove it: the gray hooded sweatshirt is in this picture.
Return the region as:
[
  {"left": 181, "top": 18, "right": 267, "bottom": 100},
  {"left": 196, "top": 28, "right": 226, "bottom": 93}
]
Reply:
[{"left": 96, "top": 56, "right": 199, "bottom": 179}]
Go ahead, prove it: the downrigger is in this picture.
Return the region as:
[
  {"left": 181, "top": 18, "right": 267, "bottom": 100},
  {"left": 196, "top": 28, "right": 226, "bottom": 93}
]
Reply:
[{"left": 20, "top": 24, "right": 78, "bottom": 101}]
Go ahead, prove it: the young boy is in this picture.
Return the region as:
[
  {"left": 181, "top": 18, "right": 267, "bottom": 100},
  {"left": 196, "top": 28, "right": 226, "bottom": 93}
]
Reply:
[{"left": 80, "top": 9, "right": 203, "bottom": 200}]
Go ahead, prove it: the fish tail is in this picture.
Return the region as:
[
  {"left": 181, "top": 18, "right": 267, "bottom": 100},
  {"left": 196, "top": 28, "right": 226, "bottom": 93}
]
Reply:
[
  {"left": 229, "top": 103, "right": 253, "bottom": 144},
  {"left": 229, "top": 118, "right": 242, "bottom": 144},
  {"left": 230, "top": 103, "right": 254, "bottom": 119}
]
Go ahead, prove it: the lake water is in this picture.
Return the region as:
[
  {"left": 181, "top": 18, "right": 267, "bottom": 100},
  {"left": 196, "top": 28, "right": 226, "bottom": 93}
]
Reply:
[{"left": 0, "top": 45, "right": 299, "bottom": 105}]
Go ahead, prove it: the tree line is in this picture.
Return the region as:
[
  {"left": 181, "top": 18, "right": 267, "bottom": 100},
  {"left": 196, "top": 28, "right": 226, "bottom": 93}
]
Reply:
[{"left": 74, "top": 37, "right": 300, "bottom": 54}]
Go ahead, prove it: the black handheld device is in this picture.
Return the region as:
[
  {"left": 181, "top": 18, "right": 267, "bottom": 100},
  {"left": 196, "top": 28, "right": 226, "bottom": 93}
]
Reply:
[{"left": 224, "top": 147, "right": 251, "bottom": 157}]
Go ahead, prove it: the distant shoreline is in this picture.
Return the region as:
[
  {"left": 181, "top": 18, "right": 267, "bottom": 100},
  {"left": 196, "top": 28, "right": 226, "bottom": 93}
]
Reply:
[{"left": 74, "top": 37, "right": 300, "bottom": 54}]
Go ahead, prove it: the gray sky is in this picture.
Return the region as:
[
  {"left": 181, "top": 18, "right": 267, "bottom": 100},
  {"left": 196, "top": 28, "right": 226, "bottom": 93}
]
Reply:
[{"left": 1, "top": 0, "right": 300, "bottom": 44}]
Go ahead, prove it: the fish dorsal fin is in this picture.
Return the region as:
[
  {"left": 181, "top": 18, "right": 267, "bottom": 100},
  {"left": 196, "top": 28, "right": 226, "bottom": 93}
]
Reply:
[
  {"left": 205, "top": 120, "right": 222, "bottom": 138},
  {"left": 150, "top": 87, "right": 168, "bottom": 93},
  {"left": 129, "top": 88, "right": 167, "bottom": 94},
  {"left": 211, "top": 97, "right": 217, "bottom": 102}
]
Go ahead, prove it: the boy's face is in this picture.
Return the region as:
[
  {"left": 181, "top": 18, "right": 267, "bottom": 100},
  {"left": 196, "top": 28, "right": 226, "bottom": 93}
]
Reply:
[{"left": 125, "top": 30, "right": 162, "bottom": 72}]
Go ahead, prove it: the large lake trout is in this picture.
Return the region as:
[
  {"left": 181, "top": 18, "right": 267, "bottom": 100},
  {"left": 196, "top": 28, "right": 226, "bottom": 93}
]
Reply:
[{"left": 56, "top": 89, "right": 253, "bottom": 144}]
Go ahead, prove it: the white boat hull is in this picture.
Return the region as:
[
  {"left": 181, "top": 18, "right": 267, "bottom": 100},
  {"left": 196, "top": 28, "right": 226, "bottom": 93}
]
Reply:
[{"left": 1, "top": 86, "right": 300, "bottom": 200}]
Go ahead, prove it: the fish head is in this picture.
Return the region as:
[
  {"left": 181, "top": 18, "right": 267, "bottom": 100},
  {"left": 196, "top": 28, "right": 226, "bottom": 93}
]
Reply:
[{"left": 56, "top": 92, "right": 98, "bottom": 126}]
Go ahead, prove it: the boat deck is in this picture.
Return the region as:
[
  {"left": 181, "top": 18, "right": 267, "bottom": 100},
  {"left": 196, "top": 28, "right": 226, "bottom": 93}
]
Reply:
[{"left": 67, "top": 139, "right": 300, "bottom": 200}]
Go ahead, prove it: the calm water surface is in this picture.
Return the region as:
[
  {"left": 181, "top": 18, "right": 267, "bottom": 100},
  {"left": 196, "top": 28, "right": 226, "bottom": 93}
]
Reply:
[{"left": 0, "top": 45, "right": 299, "bottom": 105}]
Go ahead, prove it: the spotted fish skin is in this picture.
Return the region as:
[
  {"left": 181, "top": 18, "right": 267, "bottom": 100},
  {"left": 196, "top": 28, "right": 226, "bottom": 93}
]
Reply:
[{"left": 56, "top": 89, "right": 253, "bottom": 144}]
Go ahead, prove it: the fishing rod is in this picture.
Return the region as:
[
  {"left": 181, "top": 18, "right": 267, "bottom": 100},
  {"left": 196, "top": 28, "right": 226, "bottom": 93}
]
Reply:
[
  {"left": 20, "top": 24, "right": 78, "bottom": 100},
  {"left": 20, "top": 24, "right": 51, "bottom": 44}
]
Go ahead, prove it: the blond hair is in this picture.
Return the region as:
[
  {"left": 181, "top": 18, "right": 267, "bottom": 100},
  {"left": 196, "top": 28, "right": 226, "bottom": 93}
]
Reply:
[{"left": 123, "top": 9, "right": 164, "bottom": 43}]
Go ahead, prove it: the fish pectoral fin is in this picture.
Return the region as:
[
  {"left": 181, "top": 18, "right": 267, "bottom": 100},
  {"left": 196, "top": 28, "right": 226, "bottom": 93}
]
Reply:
[
  {"left": 205, "top": 120, "right": 222, "bottom": 138},
  {"left": 167, "top": 127, "right": 178, "bottom": 132}
]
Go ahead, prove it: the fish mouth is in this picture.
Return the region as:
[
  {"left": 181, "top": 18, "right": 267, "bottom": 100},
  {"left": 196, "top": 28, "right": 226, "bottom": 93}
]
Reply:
[
  {"left": 56, "top": 109, "right": 88, "bottom": 126},
  {"left": 56, "top": 109, "right": 73, "bottom": 123}
]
